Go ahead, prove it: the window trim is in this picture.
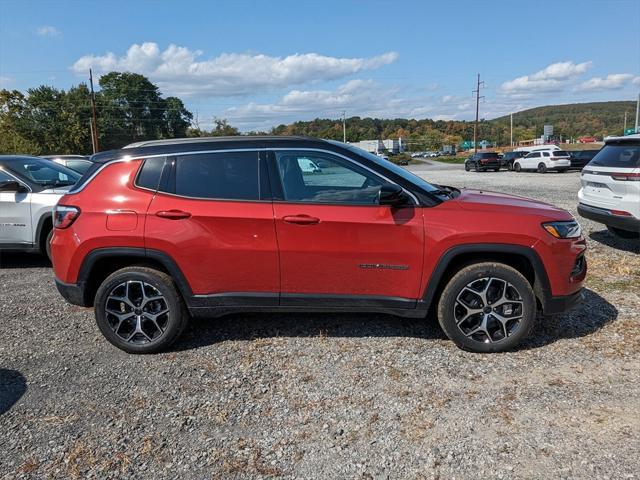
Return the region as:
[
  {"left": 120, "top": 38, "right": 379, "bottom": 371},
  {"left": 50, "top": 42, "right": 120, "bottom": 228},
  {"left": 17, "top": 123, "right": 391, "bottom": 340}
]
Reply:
[{"left": 268, "top": 148, "right": 418, "bottom": 207}]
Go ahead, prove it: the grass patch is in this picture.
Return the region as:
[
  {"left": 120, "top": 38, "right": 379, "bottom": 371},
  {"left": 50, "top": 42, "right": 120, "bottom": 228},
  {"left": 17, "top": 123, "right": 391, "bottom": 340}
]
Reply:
[{"left": 432, "top": 156, "right": 466, "bottom": 164}]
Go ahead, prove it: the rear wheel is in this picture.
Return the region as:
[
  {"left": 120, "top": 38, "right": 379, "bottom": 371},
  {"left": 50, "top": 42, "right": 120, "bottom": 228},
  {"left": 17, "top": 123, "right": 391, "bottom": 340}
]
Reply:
[
  {"left": 94, "top": 267, "right": 188, "bottom": 354},
  {"left": 514, "top": 162, "right": 521, "bottom": 172},
  {"left": 537, "top": 163, "right": 547, "bottom": 173},
  {"left": 607, "top": 226, "right": 640, "bottom": 240},
  {"left": 437, "top": 262, "right": 536, "bottom": 353},
  {"left": 474, "top": 163, "right": 482, "bottom": 172}
]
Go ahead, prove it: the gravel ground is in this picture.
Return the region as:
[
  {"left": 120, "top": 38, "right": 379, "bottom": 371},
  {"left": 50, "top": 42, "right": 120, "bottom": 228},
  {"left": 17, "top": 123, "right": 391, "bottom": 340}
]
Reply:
[{"left": 1, "top": 163, "right": 638, "bottom": 479}]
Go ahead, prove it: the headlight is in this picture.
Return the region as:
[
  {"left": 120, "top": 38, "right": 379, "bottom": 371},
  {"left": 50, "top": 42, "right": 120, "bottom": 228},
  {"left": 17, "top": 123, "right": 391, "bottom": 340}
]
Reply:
[{"left": 542, "top": 220, "right": 582, "bottom": 239}]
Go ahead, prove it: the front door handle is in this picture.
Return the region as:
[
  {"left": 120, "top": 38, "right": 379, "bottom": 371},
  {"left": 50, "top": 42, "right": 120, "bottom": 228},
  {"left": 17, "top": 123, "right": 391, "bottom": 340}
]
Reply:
[
  {"left": 156, "top": 209, "right": 192, "bottom": 220},
  {"left": 283, "top": 214, "right": 320, "bottom": 225}
]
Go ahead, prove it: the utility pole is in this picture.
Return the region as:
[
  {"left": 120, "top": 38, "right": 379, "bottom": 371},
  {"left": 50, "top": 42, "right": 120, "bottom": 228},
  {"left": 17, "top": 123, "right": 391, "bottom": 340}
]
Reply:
[
  {"left": 472, "top": 73, "right": 484, "bottom": 152},
  {"left": 510, "top": 112, "right": 513, "bottom": 147},
  {"left": 342, "top": 110, "right": 346, "bottom": 143},
  {"left": 89, "top": 69, "right": 100, "bottom": 153},
  {"left": 624, "top": 111, "right": 628, "bottom": 135}
]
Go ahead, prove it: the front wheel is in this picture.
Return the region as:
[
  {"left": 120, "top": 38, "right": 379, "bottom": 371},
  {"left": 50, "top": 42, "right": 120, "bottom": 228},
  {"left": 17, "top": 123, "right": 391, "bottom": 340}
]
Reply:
[
  {"left": 537, "top": 163, "right": 547, "bottom": 173},
  {"left": 474, "top": 163, "right": 482, "bottom": 172},
  {"left": 437, "top": 262, "right": 536, "bottom": 353},
  {"left": 45, "top": 229, "right": 53, "bottom": 261},
  {"left": 94, "top": 267, "right": 188, "bottom": 354},
  {"left": 464, "top": 162, "right": 470, "bottom": 172},
  {"left": 514, "top": 162, "right": 521, "bottom": 172}
]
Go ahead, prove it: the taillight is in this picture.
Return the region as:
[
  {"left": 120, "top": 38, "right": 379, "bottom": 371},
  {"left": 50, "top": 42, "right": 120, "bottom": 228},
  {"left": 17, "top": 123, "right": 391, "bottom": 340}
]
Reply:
[
  {"left": 53, "top": 205, "right": 80, "bottom": 229},
  {"left": 610, "top": 172, "right": 640, "bottom": 181},
  {"left": 610, "top": 209, "right": 632, "bottom": 217}
]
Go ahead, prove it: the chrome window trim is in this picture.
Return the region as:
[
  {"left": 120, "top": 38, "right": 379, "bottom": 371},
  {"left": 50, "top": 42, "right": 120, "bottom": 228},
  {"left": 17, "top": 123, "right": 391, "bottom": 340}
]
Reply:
[{"left": 69, "top": 146, "right": 417, "bottom": 205}]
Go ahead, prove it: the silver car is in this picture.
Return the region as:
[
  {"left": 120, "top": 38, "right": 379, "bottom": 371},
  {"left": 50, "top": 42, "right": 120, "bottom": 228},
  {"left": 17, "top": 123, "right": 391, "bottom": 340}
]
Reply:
[{"left": 0, "top": 156, "right": 80, "bottom": 260}]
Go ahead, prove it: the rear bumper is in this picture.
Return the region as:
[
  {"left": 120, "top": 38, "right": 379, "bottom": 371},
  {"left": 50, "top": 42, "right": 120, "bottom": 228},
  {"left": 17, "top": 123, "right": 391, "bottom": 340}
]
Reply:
[
  {"left": 578, "top": 203, "right": 640, "bottom": 231},
  {"left": 542, "top": 288, "right": 584, "bottom": 315},
  {"left": 55, "top": 278, "right": 88, "bottom": 307}
]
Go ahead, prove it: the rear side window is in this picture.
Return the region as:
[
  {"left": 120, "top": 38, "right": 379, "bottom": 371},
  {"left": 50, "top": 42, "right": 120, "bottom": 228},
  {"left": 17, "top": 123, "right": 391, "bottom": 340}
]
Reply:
[
  {"left": 136, "top": 157, "right": 165, "bottom": 190},
  {"left": 589, "top": 145, "right": 640, "bottom": 168},
  {"left": 174, "top": 151, "right": 260, "bottom": 200}
]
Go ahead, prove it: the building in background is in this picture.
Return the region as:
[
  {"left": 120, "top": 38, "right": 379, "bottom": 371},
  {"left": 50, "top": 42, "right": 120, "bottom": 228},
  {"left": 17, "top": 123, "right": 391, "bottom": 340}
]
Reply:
[{"left": 349, "top": 138, "right": 405, "bottom": 154}]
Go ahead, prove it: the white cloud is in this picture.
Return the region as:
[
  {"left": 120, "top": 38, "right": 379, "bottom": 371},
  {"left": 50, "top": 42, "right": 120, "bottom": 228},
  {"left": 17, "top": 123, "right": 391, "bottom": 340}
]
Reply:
[
  {"left": 71, "top": 42, "right": 399, "bottom": 97},
  {"left": 36, "top": 25, "right": 61, "bottom": 37},
  {"left": 500, "top": 60, "right": 592, "bottom": 94},
  {"left": 576, "top": 73, "right": 634, "bottom": 91},
  {"left": 631, "top": 76, "right": 640, "bottom": 86}
]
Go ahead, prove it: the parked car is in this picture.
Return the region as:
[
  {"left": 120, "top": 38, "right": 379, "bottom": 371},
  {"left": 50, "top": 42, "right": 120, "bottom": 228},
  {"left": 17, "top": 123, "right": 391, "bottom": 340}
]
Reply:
[
  {"left": 577, "top": 134, "right": 639, "bottom": 239},
  {"left": 567, "top": 150, "right": 600, "bottom": 170},
  {"left": 0, "top": 156, "right": 80, "bottom": 260},
  {"left": 464, "top": 152, "right": 501, "bottom": 172},
  {"left": 501, "top": 151, "right": 528, "bottom": 170},
  {"left": 42, "top": 155, "right": 93, "bottom": 174},
  {"left": 513, "top": 150, "right": 571, "bottom": 173},
  {"left": 52, "top": 136, "right": 586, "bottom": 354}
]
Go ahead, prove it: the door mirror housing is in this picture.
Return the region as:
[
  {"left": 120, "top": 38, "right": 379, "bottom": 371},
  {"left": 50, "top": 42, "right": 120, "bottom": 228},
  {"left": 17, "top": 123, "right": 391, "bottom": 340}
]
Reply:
[
  {"left": 0, "top": 180, "right": 27, "bottom": 193},
  {"left": 378, "top": 183, "right": 409, "bottom": 206}
]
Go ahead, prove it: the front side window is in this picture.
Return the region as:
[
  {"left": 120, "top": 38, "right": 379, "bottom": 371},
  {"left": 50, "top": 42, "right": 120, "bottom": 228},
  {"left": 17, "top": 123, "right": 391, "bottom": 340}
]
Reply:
[
  {"left": 174, "top": 151, "right": 260, "bottom": 200},
  {"left": 526, "top": 152, "right": 540, "bottom": 158},
  {"left": 275, "top": 151, "right": 384, "bottom": 204}
]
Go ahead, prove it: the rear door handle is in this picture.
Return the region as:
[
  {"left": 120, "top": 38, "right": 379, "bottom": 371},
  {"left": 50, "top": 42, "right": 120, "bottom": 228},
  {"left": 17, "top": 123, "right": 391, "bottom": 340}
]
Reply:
[
  {"left": 156, "top": 209, "right": 191, "bottom": 220},
  {"left": 283, "top": 214, "right": 320, "bottom": 225}
]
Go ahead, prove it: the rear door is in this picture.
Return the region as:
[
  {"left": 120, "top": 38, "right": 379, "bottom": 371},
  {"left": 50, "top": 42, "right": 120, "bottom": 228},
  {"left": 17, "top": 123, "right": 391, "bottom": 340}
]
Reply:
[
  {"left": 269, "top": 149, "right": 424, "bottom": 307},
  {"left": 144, "top": 150, "right": 280, "bottom": 303},
  {"left": 0, "top": 170, "right": 32, "bottom": 245}
]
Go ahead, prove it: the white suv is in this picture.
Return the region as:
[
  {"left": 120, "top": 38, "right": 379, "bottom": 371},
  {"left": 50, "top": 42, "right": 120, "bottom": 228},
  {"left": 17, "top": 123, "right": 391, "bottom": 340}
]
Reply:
[
  {"left": 513, "top": 149, "right": 571, "bottom": 173},
  {"left": 0, "top": 156, "right": 80, "bottom": 260},
  {"left": 578, "top": 135, "right": 640, "bottom": 239}
]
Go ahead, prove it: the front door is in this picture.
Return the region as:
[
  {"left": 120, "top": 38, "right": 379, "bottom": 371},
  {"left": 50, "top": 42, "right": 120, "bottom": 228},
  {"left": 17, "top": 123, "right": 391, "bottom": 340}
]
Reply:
[
  {"left": 269, "top": 149, "right": 424, "bottom": 307},
  {"left": 0, "top": 171, "right": 32, "bottom": 245},
  {"left": 144, "top": 150, "right": 279, "bottom": 303}
]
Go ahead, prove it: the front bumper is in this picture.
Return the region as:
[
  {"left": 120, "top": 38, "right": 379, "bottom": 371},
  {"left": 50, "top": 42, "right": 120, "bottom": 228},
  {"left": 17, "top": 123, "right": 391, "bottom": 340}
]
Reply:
[
  {"left": 55, "top": 278, "right": 88, "bottom": 307},
  {"left": 578, "top": 203, "right": 640, "bottom": 232}
]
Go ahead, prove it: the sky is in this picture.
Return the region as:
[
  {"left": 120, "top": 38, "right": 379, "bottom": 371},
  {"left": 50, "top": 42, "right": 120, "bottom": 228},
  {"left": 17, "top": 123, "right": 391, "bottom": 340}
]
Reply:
[{"left": 1, "top": 0, "right": 639, "bottom": 131}]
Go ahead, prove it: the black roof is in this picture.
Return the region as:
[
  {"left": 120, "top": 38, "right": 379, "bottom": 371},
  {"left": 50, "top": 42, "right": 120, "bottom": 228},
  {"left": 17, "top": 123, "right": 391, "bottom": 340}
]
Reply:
[{"left": 91, "top": 136, "right": 338, "bottom": 163}]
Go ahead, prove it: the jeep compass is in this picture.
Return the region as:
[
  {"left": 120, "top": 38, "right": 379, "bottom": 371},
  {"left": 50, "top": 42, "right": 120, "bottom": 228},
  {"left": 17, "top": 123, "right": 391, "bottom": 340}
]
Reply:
[{"left": 51, "top": 136, "right": 586, "bottom": 354}]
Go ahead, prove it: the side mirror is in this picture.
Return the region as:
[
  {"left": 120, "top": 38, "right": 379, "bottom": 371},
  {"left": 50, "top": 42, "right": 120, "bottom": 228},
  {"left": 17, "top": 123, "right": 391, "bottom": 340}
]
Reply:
[
  {"left": 378, "top": 183, "right": 409, "bottom": 207},
  {"left": 0, "top": 180, "right": 27, "bottom": 193}
]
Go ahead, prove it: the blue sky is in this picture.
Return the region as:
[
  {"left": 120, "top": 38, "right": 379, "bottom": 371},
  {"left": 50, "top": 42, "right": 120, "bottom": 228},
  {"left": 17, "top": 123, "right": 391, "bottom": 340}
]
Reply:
[{"left": 1, "top": 0, "right": 639, "bottom": 131}]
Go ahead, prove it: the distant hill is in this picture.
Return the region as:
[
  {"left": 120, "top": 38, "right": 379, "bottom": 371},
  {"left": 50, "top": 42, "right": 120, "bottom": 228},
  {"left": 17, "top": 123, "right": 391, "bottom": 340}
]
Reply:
[{"left": 268, "top": 101, "right": 636, "bottom": 149}]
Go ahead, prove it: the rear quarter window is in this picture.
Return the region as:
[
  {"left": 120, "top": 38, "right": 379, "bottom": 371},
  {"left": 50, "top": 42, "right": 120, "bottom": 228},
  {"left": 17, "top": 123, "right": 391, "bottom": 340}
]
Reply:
[
  {"left": 590, "top": 145, "right": 640, "bottom": 168},
  {"left": 136, "top": 157, "right": 166, "bottom": 190}
]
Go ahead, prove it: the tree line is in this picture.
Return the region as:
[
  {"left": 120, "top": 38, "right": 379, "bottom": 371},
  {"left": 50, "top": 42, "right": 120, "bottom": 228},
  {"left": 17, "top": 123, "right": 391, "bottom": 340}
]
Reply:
[{"left": 1, "top": 70, "right": 634, "bottom": 155}]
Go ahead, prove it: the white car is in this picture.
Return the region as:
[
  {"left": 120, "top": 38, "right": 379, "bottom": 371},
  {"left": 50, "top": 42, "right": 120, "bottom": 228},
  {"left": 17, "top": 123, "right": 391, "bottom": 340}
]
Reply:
[
  {"left": 578, "top": 134, "right": 640, "bottom": 239},
  {"left": 513, "top": 149, "right": 571, "bottom": 173}
]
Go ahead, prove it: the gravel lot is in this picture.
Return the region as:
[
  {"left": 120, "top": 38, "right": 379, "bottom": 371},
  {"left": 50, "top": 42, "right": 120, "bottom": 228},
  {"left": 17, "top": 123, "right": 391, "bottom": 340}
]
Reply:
[{"left": 1, "top": 163, "right": 638, "bottom": 479}]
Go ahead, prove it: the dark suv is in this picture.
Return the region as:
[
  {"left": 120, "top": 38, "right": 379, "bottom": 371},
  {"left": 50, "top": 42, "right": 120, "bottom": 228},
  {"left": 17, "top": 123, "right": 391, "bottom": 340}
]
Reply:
[
  {"left": 52, "top": 136, "right": 586, "bottom": 354},
  {"left": 501, "top": 151, "right": 528, "bottom": 170},
  {"left": 567, "top": 150, "right": 600, "bottom": 170},
  {"left": 465, "top": 152, "right": 501, "bottom": 172}
]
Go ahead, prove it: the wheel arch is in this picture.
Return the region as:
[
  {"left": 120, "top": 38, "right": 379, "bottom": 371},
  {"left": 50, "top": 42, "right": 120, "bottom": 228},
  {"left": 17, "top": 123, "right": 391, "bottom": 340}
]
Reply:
[
  {"left": 76, "top": 247, "right": 193, "bottom": 307},
  {"left": 35, "top": 212, "right": 53, "bottom": 253},
  {"left": 420, "top": 244, "right": 551, "bottom": 313}
]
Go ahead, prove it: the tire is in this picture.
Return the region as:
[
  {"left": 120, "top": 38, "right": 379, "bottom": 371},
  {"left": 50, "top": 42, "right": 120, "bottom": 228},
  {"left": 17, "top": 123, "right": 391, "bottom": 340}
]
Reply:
[
  {"left": 464, "top": 162, "right": 470, "bottom": 172},
  {"left": 607, "top": 226, "right": 640, "bottom": 240},
  {"left": 507, "top": 163, "right": 513, "bottom": 171},
  {"left": 474, "top": 163, "right": 482, "bottom": 172},
  {"left": 45, "top": 229, "right": 53, "bottom": 261},
  {"left": 94, "top": 267, "right": 188, "bottom": 354},
  {"left": 514, "top": 162, "right": 521, "bottom": 172},
  {"left": 537, "top": 163, "right": 547, "bottom": 173},
  {"left": 437, "top": 262, "right": 536, "bottom": 353}
]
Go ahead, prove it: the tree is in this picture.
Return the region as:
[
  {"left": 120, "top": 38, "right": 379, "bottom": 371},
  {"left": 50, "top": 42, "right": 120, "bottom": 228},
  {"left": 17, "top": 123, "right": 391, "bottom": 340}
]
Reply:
[
  {"left": 163, "top": 97, "right": 192, "bottom": 138},
  {"left": 210, "top": 118, "right": 239, "bottom": 136}
]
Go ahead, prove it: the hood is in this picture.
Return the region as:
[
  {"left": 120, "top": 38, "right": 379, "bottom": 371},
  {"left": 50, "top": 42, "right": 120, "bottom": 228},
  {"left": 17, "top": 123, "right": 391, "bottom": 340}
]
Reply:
[{"left": 454, "top": 189, "right": 572, "bottom": 220}]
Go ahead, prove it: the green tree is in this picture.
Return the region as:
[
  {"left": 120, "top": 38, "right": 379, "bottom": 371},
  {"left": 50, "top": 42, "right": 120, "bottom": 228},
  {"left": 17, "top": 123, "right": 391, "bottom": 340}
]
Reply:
[{"left": 163, "top": 96, "right": 192, "bottom": 138}]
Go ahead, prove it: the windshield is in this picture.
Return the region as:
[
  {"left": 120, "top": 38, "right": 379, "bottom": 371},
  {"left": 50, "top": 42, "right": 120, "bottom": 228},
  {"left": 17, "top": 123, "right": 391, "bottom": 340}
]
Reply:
[
  {"left": 5, "top": 157, "right": 80, "bottom": 187},
  {"left": 343, "top": 144, "right": 441, "bottom": 193}
]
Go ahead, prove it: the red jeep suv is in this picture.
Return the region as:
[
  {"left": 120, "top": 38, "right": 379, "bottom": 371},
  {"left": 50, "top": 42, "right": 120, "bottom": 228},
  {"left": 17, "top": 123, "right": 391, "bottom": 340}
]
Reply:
[{"left": 51, "top": 137, "right": 586, "bottom": 354}]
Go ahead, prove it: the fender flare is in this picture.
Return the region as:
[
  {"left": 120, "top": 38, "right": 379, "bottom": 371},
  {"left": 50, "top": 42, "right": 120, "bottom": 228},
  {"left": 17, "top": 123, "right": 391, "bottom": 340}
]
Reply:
[{"left": 419, "top": 243, "right": 552, "bottom": 310}]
